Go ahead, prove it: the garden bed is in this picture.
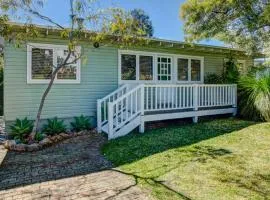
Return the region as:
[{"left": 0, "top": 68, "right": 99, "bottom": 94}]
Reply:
[{"left": 4, "top": 129, "right": 96, "bottom": 152}]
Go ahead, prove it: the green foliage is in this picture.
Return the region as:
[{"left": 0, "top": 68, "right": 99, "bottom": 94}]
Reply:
[
  {"left": 10, "top": 118, "right": 34, "bottom": 143},
  {"left": 181, "top": 0, "right": 270, "bottom": 54},
  {"left": 223, "top": 58, "right": 239, "bottom": 83},
  {"left": 238, "top": 74, "right": 270, "bottom": 121},
  {"left": 204, "top": 73, "right": 224, "bottom": 84},
  {"left": 35, "top": 132, "right": 44, "bottom": 142},
  {"left": 42, "top": 117, "right": 66, "bottom": 136},
  {"left": 70, "top": 115, "right": 91, "bottom": 131},
  {"left": 0, "top": 56, "right": 3, "bottom": 115},
  {"left": 131, "top": 9, "right": 154, "bottom": 37},
  {"left": 204, "top": 58, "right": 239, "bottom": 84},
  {"left": 106, "top": 8, "right": 148, "bottom": 39}
]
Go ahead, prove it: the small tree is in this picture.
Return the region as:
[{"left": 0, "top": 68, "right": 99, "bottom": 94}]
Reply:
[{"left": 0, "top": 0, "right": 147, "bottom": 139}]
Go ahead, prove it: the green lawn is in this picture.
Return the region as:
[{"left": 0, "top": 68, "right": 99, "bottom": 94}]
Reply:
[{"left": 103, "top": 118, "right": 270, "bottom": 200}]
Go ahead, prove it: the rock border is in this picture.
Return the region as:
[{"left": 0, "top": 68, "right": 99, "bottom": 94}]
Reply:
[{"left": 3, "top": 130, "right": 95, "bottom": 152}]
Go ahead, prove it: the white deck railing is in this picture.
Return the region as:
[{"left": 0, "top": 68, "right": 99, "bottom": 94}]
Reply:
[
  {"left": 97, "top": 84, "right": 237, "bottom": 138},
  {"left": 144, "top": 84, "right": 237, "bottom": 112},
  {"left": 198, "top": 84, "right": 237, "bottom": 107}
]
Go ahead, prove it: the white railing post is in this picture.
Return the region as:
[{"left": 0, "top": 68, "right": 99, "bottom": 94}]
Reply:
[
  {"left": 193, "top": 84, "right": 198, "bottom": 123},
  {"left": 97, "top": 99, "right": 102, "bottom": 133},
  {"left": 139, "top": 85, "right": 145, "bottom": 133},
  {"left": 232, "top": 84, "right": 237, "bottom": 116},
  {"left": 108, "top": 102, "right": 114, "bottom": 140},
  {"left": 233, "top": 84, "right": 237, "bottom": 107}
]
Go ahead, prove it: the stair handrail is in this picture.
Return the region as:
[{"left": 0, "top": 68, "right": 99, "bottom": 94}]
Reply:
[
  {"left": 110, "top": 84, "right": 143, "bottom": 106},
  {"left": 97, "top": 84, "right": 129, "bottom": 133},
  {"left": 99, "top": 84, "right": 128, "bottom": 102},
  {"left": 107, "top": 84, "right": 144, "bottom": 139}
]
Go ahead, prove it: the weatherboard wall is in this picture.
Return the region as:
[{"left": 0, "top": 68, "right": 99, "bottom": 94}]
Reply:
[{"left": 4, "top": 38, "right": 252, "bottom": 127}]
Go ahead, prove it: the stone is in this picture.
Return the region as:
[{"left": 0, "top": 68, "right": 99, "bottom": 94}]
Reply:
[
  {"left": 14, "top": 144, "right": 27, "bottom": 152},
  {"left": 56, "top": 135, "right": 63, "bottom": 141},
  {"left": 59, "top": 133, "right": 70, "bottom": 139},
  {"left": 26, "top": 143, "right": 40, "bottom": 152},
  {"left": 39, "top": 138, "right": 52, "bottom": 147},
  {"left": 91, "top": 129, "right": 98, "bottom": 134},
  {"left": 4, "top": 140, "right": 16, "bottom": 150},
  {"left": 49, "top": 135, "right": 58, "bottom": 142},
  {"left": 77, "top": 131, "right": 84, "bottom": 136}
]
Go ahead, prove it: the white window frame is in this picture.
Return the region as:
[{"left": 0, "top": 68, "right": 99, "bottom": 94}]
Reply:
[
  {"left": 118, "top": 50, "right": 155, "bottom": 84},
  {"left": 27, "top": 43, "right": 81, "bottom": 84},
  {"left": 176, "top": 56, "right": 204, "bottom": 84},
  {"left": 156, "top": 55, "right": 173, "bottom": 82},
  {"left": 118, "top": 50, "right": 204, "bottom": 84}
]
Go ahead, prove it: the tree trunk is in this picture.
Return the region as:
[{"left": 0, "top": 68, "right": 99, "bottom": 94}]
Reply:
[{"left": 29, "top": 69, "right": 59, "bottom": 139}]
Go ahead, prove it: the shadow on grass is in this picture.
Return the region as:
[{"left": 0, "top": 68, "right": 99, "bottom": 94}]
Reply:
[
  {"left": 0, "top": 118, "right": 259, "bottom": 199},
  {"left": 102, "top": 118, "right": 257, "bottom": 166}
]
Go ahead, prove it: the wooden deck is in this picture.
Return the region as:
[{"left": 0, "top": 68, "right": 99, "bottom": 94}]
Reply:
[{"left": 97, "top": 84, "right": 237, "bottom": 139}]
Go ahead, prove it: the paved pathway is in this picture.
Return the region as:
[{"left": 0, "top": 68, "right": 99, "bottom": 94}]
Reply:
[{"left": 0, "top": 133, "right": 151, "bottom": 200}]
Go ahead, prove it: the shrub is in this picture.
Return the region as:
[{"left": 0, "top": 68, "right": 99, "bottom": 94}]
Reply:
[
  {"left": 223, "top": 57, "right": 239, "bottom": 83},
  {"left": 35, "top": 132, "right": 44, "bottom": 142},
  {"left": 71, "top": 115, "right": 91, "bottom": 131},
  {"left": 238, "top": 74, "right": 270, "bottom": 121},
  {"left": 204, "top": 73, "right": 224, "bottom": 84},
  {"left": 42, "top": 117, "right": 66, "bottom": 136},
  {"left": 10, "top": 118, "right": 33, "bottom": 143}
]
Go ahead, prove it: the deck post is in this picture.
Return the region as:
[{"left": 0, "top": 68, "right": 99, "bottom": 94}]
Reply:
[
  {"left": 193, "top": 84, "right": 199, "bottom": 123},
  {"left": 108, "top": 102, "right": 114, "bottom": 140},
  {"left": 97, "top": 99, "right": 102, "bottom": 133},
  {"left": 139, "top": 85, "right": 145, "bottom": 133},
  {"left": 232, "top": 84, "right": 238, "bottom": 116}
]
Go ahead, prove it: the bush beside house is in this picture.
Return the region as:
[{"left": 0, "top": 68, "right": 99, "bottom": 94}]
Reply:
[
  {"left": 4, "top": 115, "right": 94, "bottom": 152},
  {"left": 205, "top": 58, "right": 270, "bottom": 122}
]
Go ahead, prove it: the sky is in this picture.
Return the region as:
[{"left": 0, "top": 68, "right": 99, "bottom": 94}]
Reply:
[{"left": 25, "top": 0, "right": 224, "bottom": 47}]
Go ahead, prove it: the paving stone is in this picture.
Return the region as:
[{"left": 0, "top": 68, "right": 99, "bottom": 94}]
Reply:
[{"left": 0, "top": 133, "right": 151, "bottom": 199}]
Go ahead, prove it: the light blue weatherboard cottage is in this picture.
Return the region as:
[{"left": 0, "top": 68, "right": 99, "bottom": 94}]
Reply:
[{"left": 3, "top": 25, "right": 257, "bottom": 139}]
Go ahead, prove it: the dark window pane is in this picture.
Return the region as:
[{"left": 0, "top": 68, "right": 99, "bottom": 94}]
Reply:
[
  {"left": 178, "top": 58, "right": 188, "bottom": 81},
  {"left": 191, "top": 59, "right": 201, "bottom": 81},
  {"left": 161, "top": 57, "right": 167, "bottom": 62},
  {"left": 121, "top": 54, "right": 136, "bottom": 80},
  {"left": 57, "top": 65, "right": 77, "bottom": 80},
  {"left": 57, "top": 49, "right": 77, "bottom": 80},
  {"left": 139, "top": 56, "right": 153, "bottom": 80},
  {"left": 32, "top": 48, "right": 53, "bottom": 79}
]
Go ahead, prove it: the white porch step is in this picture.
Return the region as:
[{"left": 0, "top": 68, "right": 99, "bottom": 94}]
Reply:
[{"left": 101, "top": 114, "right": 141, "bottom": 139}]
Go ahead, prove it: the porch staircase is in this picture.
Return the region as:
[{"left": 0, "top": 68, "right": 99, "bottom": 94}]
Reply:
[{"left": 97, "top": 84, "right": 237, "bottom": 140}]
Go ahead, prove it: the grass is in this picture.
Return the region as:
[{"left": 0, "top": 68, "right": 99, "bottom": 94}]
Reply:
[{"left": 102, "top": 118, "right": 270, "bottom": 200}]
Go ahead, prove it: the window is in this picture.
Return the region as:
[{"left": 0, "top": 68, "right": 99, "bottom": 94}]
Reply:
[
  {"left": 27, "top": 43, "right": 81, "bottom": 84},
  {"left": 31, "top": 48, "right": 53, "bottom": 79},
  {"left": 56, "top": 49, "right": 77, "bottom": 80},
  {"left": 157, "top": 57, "right": 172, "bottom": 81},
  {"left": 177, "top": 58, "right": 188, "bottom": 81},
  {"left": 121, "top": 54, "right": 136, "bottom": 80},
  {"left": 177, "top": 57, "right": 203, "bottom": 82},
  {"left": 120, "top": 53, "right": 153, "bottom": 81},
  {"left": 191, "top": 59, "right": 201, "bottom": 81},
  {"left": 139, "top": 56, "right": 153, "bottom": 80},
  {"left": 119, "top": 50, "right": 204, "bottom": 83}
]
